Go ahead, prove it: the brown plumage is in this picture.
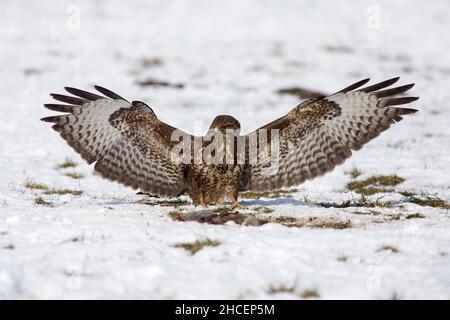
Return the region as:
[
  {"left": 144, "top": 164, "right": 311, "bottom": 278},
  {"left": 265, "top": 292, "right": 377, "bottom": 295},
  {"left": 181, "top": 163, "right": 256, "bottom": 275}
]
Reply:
[{"left": 42, "top": 77, "right": 418, "bottom": 207}]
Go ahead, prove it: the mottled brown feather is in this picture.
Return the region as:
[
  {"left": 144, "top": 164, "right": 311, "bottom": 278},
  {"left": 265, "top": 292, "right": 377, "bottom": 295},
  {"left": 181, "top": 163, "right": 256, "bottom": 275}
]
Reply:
[
  {"left": 241, "top": 78, "right": 418, "bottom": 191},
  {"left": 42, "top": 86, "right": 194, "bottom": 197}
]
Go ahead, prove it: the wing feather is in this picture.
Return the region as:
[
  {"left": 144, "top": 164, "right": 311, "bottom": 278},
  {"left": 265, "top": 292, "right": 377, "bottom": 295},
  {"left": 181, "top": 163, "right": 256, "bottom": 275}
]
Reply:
[
  {"left": 242, "top": 78, "right": 418, "bottom": 191},
  {"left": 64, "top": 87, "right": 105, "bottom": 101},
  {"left": 94, "top": 85, "right": 129, "bottom": 101},
  {"left": 335, "top": 78, "right": 370, "bottom": 94},
  {"left": 42, "top": 86, "right": 192, "bottom": 197},
  {"left": 50, "top": 94, "right": 88, "bottom": 105},
  {"left": 44, "top": 103, "right": 79, "bottom": 113},
  {"left": 359, "top": 77, "right": 400, "bottom": 92}
]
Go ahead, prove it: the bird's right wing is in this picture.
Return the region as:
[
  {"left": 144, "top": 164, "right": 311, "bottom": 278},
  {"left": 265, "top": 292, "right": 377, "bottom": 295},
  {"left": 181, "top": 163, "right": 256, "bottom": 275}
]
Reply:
[{"left": 42, "top": 86, "right": 194, "bottom": 197}]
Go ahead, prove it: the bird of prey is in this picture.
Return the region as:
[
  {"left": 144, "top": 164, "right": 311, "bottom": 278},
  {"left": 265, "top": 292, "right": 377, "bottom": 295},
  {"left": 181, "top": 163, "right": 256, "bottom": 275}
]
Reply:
[{"left": 41, "top": 77, "right": 418, "bottom": 207}]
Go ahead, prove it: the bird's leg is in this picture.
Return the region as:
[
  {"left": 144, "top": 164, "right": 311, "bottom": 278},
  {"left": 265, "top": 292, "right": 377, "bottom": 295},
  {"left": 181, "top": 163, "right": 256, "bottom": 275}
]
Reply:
[
  {"left": 229, "top": 194, "right": 241, "bottom": 209},
  {"left": 199, "top": 193, "right": 207, "bottom": 208}
]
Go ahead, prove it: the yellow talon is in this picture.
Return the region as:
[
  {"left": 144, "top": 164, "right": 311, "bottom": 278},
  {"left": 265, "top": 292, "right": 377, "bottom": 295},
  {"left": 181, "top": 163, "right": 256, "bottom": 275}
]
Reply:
[{"left": 229, "top": 195, "right": 241, "bottom": 209}]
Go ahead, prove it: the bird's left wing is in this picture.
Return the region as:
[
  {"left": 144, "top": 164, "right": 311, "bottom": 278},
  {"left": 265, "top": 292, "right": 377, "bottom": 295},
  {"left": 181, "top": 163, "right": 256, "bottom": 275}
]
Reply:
[
  {"left": 41, "top": 86, "right": 193, "bottom": 197},
  {"left": 241, "top": 77, "right": 419, "bottom": 191}
]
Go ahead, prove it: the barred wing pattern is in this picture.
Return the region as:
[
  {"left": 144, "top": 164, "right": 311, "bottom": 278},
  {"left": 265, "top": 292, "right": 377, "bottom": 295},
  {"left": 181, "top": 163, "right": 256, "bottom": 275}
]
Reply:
[
  {"left": 242, "top": 77, "right": 419, "bottom": 191},
  {"left": 41, "top": 86, "right": 191, "bottom": 197}
]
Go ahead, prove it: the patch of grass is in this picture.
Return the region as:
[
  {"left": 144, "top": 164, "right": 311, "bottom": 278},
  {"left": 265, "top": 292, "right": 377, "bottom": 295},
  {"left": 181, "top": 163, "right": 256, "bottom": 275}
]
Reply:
[
  {"left": 43, "top": 189, "right": 83, "bottom": 196},
  {"left": 24, "top": 180, "right": 49, "bottom": 190},
  {"left": 317, "top": 199, "right": 353, "bottom": 208},
  {"left": 400, "top": 192, "right": 450, "bottom": 209},
  {"left": 4, "top": 244, "right": 15, "bottom": 250},
  {"left": 55, "top": 159, "right": 77, "bottom": 169},
  {"left": 64, "top": 172, "right": 84, "bottom": 179},
  {"left": 361, "top": 200, "right": 395, "bottom": 208},
  {"left": 254, "top": 206, "right": 274, "bottom": 214},
  {"left": 277, "top": 87, "right": 325, "bottom": 99},
  {"left": 317, "top": 196, "right": 395, "bottom": 209},
  {"left": 23, "top": 68, "right": 41, "bottom": 75},
  {"left": 70, "top": 236, "right": 85, "bottom": 242},
  {"left": 355, "top": 186, "right": 393, "bottom": 195},
  {"left": 158, "top": 199, "right": 189, "bottom": 207},
  {"left": 399, "top": 191, "right": 416, "bottom": 197},
  {"left": 267, "top": 216, "right": 352, "bottom": 229},
  {"left": 139, "top": 57, "right": 163, "bottom": 68},
  {"left": 402, "top": 66, "right": 414, "bottom": 74},
  {"left": 34, "top": 196, "right": 53, "bottom": 206},
  {"left": 346, "top": 168, "right": 362, "bottom": 179},
  {"left": 300, "top": 289, "right": 320, "bottom": 299},
  {"left": 275, "top": 216, "right": 294, "bottom": 223},
  {"left": 364, "top": 175, "right": 406, "bottom": 186},
  {"left": 266, "top": 283, "right": 296, "bottom": 294},
  {"left": 174, "top": 238, "right": 221, "bottom": 255},
  {"left": 405, "top": 213, "right": 425, "bottom": 219},
  {"left": 410, "top": 196, "right": 450, "bottom": 209},
  {"left": 352, "top": 210, "right": 382, "bottom": 216},
  {"left": 346, "top": 175, "right": 405, "bottom": 196},
  {"left": 136, "top": 78, "right": 184, "bottom": 89},
  {"left": 285, "top": 60, "right": 305, "bottom": 68},
  {"left": 310, "top": 220, "right": 352, "bottom": 230},
  {"left": 240, "top": 189, "right": 298, "bottom": 199},
  {"left": 388, "top": 213, "right": 401, "bottom": 221},
  {"left": 387, "top": 140, "right": 408, "bottom": 149},
  {"left": 377, "top": 245, "right": 400, "bottom": 253},
  {"left": 323, "top": 44, "right": 353, "bottom": 53},
  {"left": 135, "top": 198, "right": 188, "bottom": 207}
]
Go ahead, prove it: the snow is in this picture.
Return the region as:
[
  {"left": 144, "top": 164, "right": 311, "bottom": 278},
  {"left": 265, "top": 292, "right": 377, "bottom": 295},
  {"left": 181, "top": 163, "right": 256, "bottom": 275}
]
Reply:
[{"left": 1, "top": 0, "right": 450, "bottom": 299}]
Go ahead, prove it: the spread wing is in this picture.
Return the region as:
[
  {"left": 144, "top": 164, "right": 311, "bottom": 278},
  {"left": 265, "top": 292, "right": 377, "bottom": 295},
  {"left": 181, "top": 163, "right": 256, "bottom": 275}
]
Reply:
[
  {"left": 241, "top": 77, "right": 419, "bottom": 191},
  {"left": 41, "top": 86, "right": 193, "bottom": 197}
]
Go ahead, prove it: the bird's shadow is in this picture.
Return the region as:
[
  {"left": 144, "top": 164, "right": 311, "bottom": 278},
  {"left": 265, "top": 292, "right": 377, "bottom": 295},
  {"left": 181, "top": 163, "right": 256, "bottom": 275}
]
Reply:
[
  {"left": 240, "top": 197, "right": 312, "bottom": 207},
  {"left": 97, "top": 196, "right": 316, "bottom": 208},
  {"left": 97, "top": 199, "right": 132, "bottom": 206}
]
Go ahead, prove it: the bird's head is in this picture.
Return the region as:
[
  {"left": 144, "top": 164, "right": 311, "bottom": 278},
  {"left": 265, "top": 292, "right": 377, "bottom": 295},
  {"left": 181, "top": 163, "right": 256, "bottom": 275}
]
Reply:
[{"left": 208, "top": 115, "right": 241, "bottom": 135}]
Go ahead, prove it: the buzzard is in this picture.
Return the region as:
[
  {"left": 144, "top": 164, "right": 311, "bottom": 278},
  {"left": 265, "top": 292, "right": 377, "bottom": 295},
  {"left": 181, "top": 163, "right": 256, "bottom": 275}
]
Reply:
[{"left": 41, "top": 77, "right": 418, "bottom": 207}]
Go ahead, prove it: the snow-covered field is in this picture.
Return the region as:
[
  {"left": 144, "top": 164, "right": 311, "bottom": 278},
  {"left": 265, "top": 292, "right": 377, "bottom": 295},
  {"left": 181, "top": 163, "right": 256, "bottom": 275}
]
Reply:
[{"left": 1, "top": 0, "right": 449, "bottom": 299}]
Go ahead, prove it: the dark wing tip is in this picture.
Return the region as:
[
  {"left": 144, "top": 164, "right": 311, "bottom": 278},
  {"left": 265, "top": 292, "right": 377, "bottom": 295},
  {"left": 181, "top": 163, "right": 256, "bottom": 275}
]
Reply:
[
  {"left": 397, "top": 107, "right": 419, "bottom": 115},
  {"left": 360, "top": 77, "right": 401, "bottom": 93},
  {"left": 94, "top": 85, "right": 128, "bottom": 101},
  {"left": 50, "top": 93, "right": 88, "bottom": 105},
  {"left": 383, "top": 76, "right": 401, "bottom": 84},
  {"left": 399, "top": 83, "right": 415, "bottom": 91},
  {"left": 41, "top": 116, "right": 59, "bottom": 123},
  {"left": 43, "top": 103, "right": 76, "bottom": 113},
  {"left": 355, "top": 78, "right": 371, "bottom": 85},
  {"left": 384, "top": 96, "right": 419, "bottom": 107},
  {"left": 336, "top": 78, "right": 370, "bottom": 94},
  {"left": 376, "top": 83, "right": 416, "bottom": 97},
  {"left": 64, "top": 86, "right": 105, "bottom": 101}
]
